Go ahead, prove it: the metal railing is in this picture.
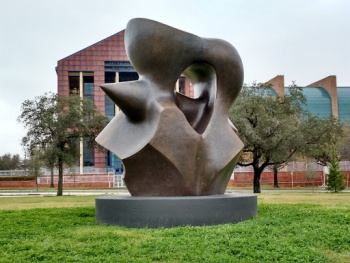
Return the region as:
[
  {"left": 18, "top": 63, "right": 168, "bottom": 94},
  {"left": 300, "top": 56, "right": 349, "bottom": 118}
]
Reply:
[
  {"left": 1, "top": 161, "right": 349, "bottom": 189},
  {"left": 0, "top": 167, "right": 114, "bottom": 176},
  {"left": 39, "top": 167, "right": 115, "bottom": 176},
  {"left": 233, "top": 161, "right": 350, "bottom": 172},
  {"left": 1, "top": 161, "right": 349, "bottom": 176},
  {"left": 37, "top": 173, "right": 125, "bottom": 188},
  {"left": 0, "top": 170, "right": 27, "bottom": 176},
  {"left": 1, "top": 161, "right": 350, "bottom": 176}
]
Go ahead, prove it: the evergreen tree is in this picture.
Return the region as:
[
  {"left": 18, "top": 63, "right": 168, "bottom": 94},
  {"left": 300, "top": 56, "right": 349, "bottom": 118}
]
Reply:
[{"left": 326, "top": 146, "right": 345, "bottom": 193}]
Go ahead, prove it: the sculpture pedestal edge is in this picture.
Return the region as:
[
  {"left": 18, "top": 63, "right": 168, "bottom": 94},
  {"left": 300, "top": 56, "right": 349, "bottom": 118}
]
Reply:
[{"left": 95, "top": 194, "right": 257, "bottom": 228}]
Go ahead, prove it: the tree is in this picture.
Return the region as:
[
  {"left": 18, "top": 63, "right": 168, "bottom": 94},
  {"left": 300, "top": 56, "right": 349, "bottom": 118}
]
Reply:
[
  {"left": 37, "top": 144, "right": 58, "bottom": 188},
  {"left": 229, "top": 83, "right": 343, "bottom": 193},
  {"left": 338, "top": 127, "right": 350, "bottom": 160},
  {"left": 304, "top": 160, "right": 318, "bottom": 193},
  {"left": 27, "top": 148, "right": 43, "bottom": 191},
  {"left": 0, "top": 153, "right": 21, "bottom": 170},
  {"left": 18, "top": 92, "right": 108, "bottom": 196},
  {"left": 326, "top": 145, "right": 345, "bottom": 192},
  {"left": 302, "top": 116, "right": 344, "bottom": 166},
  {"left": 267, "top": 164, "right": 284, "bottom": 188}
]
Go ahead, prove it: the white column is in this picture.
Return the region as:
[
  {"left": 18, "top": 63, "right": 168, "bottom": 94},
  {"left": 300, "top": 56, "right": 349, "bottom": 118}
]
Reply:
[
  {"left": 79, "top": 72, "right": 84, "bottom": 175},
  {"left": 114, "top": 72, "right": 120, "bottom": 115}
]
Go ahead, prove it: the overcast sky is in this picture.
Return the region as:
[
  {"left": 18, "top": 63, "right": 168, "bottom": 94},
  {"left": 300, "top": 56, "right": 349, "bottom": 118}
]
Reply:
[{"left": 1, "top": 0, "right": 349, "bottom": 157}]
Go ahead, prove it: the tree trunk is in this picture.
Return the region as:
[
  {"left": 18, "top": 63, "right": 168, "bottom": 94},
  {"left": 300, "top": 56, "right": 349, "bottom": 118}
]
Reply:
[
  {"left": 57, "top": 158, "right": 63, "bottom": 196},
  {"left": 35, "top": 174, "right": 39, "bottom": 192},
  {"left": 50, "top": 167, "right": 55, "bottom": 188},
  {"left": 253, "top": 167, "right": 262, "bottom": 193},
  {"left": 252, "top": 154, "right": 268, "bottom": 193},
  {"left": 273, "top": 165, "right": 280, "bottom": 188}
]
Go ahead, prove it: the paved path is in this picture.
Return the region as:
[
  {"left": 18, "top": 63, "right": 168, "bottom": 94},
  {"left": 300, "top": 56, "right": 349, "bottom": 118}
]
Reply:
[
  {"left": 0, "top": 188, "right": 348, "bottom": 196},
  {"left": 0, "top": 189, "right": 130, "bottom": 197}
]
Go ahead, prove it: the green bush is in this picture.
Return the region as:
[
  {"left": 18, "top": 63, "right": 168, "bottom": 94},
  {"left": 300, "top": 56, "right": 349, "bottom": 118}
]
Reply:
[{"left": 0, "top": 175, "right": 35, "bottom": 181}]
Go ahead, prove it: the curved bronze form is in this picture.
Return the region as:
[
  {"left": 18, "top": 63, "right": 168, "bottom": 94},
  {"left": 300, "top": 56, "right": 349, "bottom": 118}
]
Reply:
[{"left": 96, "top": 18, "right": 244, "bottom": 196}]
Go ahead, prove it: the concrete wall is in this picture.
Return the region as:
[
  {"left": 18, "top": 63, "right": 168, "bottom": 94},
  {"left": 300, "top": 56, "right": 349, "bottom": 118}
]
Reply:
[{"left": 266, "top": 75, "right": 285, "bottom": 96}]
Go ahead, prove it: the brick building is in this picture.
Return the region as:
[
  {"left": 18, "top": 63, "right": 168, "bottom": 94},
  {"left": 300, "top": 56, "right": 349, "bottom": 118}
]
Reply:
[{"left": 267, "top": 75, "right": 350, "bottom": 122}]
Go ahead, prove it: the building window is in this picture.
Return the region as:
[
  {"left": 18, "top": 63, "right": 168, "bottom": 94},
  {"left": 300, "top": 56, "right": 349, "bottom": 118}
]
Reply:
[
  {"left": 105, "top": 60, "right": 134, "bottom": 72},
  {"left": 105, "top": 95, "right": 115, "bottom": 121},
  {"left": 83, "top": 139, "right": 94, "bottom": 167},
  {"left": 69, "top": 75, "right": 79, "bottom": 95},
  {"left": 337, "top": 87, "right": 350, "bottom": 124},
  {"left": 104, "top": 72, "right": 115, "bottom": 120},
  {"left": 83, "top": 76, "right": 94, "bottom": 100},
  {"left": 107, "top": 150, "right": 124, "bottom": 174},
  {"left": 105, "top": 72, "right": 115, "bottom": 83},
  {"left": 119, "top": 72, "right": 139, "bottom": 82},
  {"left": 301, "top": 87, "right": 332, "bottom": 118},
  {"left": 68, "top": 72, "right": 94, "bottom": 97}
]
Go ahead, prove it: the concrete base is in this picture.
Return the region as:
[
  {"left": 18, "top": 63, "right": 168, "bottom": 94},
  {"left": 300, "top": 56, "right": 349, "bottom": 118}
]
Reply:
[{"left": 96, "top": 194, "right": 257, "bottom": 228}]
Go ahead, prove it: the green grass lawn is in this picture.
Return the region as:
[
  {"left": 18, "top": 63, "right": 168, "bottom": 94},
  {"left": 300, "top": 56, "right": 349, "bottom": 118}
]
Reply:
[{"left": 0, "top": 193, "right": 349, "bottom": 262}]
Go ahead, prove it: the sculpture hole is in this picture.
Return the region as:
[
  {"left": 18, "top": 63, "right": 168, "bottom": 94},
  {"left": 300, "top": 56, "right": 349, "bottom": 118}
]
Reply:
[{"left": 174, "top": 63, "right": 217, "bottom": 134}]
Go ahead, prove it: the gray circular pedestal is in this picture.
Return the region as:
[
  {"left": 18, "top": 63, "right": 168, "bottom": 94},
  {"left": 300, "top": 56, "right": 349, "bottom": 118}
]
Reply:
[{"left": 96, "top": 194, "right": 257, "bottom": 228}]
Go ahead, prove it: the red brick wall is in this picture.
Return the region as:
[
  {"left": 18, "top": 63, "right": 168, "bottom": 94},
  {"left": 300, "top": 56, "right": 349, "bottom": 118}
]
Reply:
[
  {"left": 0, "top": 181, "right": 109, "bottom": 189},
  {"left": 0, "top": 176, "right": 111, "bottom": 189},
  {"left": 0, "top": 180, "right": 36, "bottom": 188},
  {"left": 228, "top": 171, "right": 350, "bottom": 188},
  {"left": 56, "top": 30, "right": 129, "bottom": 168},
  {"left": 1, "top": 171, "right": 349, "bottom": 189}
]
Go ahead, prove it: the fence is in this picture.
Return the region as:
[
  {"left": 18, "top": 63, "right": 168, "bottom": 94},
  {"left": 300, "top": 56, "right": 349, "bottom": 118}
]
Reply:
[
  {"left": 0, "top": 167, "right": 123, "bottom": 188},
  {"left": 232, "top": 161, "right": 350, "bottom": 173},
  {"left": 39, "top": 167, "right": 115, "bottom": 175},
  {"left": 0, "top": 170, "right": 27, "bottom": 176},
  {"left": 230, "top": 161, "right": 350, "bottom": 188},
  {"left": 0, "top": 167, "right": 114, "bottom": 176},
  {"left": 37, "top": 173, "right": 125, "bottom": 188}
]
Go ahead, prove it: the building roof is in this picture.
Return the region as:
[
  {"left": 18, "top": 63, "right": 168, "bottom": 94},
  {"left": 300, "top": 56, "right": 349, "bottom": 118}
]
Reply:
[{"left": 57, "top": 30, "right": 125, "bottom": 63}]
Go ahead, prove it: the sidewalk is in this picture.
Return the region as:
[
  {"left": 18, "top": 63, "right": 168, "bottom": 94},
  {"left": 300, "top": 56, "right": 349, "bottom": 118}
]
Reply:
[
  {"left": 0, "top": 187, "right": 348, "bottom": 196},
  {"left": 0, "top": 188, "right": 130, "bottom": 197}
]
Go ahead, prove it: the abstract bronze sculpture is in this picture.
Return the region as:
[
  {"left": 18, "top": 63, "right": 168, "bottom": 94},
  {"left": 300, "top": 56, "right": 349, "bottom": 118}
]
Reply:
[{"left": 96, "top": 18, "right": 244, "bottom": 196}]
